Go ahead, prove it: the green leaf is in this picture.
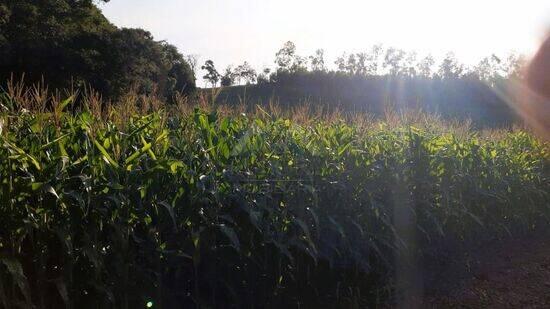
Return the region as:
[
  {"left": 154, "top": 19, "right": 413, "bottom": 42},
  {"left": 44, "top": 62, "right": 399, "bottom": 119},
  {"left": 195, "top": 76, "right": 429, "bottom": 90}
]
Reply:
[
  {"left": 128, "top": 118, "right": 155, "bottom": 137},
  {"left": 338, "top": 142, "right": 352, "bottom": 156},
  {"left": 40, "top": 133, "right": 70, "bottom": 150},
  {"left": 93, "top": 139, "right": 120, "bottom": 168},
  {"left": 2, "top": 139, "right": 42, "bottom": 170},
  {"left": 125, "top": 142, "right": 152, "bottom": 165},
  {"left": 31, "top": 182, "right": 44, "bottom": 191},
  {"left": 169, "top": 161, "right": 185, "bottom": 173},
  {"left": 59, "top": 95, "right": 74, "bottom": 111}
]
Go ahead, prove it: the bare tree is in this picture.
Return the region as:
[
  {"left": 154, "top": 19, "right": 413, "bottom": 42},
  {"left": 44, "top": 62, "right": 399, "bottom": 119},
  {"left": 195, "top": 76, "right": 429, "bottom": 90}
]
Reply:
[{"left": 185, "top": 54, "right": 200, "bottom": 81}]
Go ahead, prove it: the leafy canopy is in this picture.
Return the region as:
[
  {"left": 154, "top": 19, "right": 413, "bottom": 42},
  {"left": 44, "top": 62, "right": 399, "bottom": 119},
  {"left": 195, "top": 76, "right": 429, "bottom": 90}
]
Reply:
[{"left": 0, "top": 0, "right": 195, "bottom": 100}]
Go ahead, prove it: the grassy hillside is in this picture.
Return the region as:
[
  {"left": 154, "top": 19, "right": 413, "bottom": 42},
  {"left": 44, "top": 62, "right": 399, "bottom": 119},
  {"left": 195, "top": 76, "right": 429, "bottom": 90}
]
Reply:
[
  {"left": 0, "top": 91, "right": 548, "bottom": 308},
  {"left": 212, "top": 76, "right": 518, "bottom": 128}
]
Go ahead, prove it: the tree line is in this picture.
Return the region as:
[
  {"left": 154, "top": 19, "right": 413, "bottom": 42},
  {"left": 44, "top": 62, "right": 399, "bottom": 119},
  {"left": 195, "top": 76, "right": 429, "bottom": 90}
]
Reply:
[
  {"left": 0, "top": 0, "right": 526, "bottom": 108},
  {"left": 201, "top": 41, "right": 525, "bottom": 88}
]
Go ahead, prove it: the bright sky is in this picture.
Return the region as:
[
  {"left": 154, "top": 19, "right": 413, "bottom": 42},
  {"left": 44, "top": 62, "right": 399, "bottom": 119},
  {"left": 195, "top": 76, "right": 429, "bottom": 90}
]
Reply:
[{"left": 100, "top": 0, "right": 549, "bottom": 72}]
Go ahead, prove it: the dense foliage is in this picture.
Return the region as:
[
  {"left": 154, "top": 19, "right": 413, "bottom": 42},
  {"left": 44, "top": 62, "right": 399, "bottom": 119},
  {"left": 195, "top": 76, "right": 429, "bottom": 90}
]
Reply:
[
  {"left": 0, "top": 94, "right": 548, "bottom": 308},
  {"left": 0, "top": 0, "right": 195, "bottom": 100}
]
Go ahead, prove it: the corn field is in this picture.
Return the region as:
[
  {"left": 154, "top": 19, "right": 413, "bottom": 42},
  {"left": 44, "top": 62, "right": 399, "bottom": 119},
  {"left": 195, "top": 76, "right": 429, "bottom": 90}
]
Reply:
[{"left": 0, "top": 92, "right": 549, "bottom": 308}]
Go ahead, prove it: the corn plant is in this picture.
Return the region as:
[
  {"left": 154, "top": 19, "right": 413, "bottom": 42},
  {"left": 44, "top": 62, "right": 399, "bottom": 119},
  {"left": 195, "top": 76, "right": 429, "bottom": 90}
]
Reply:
[{"left": 0, "top": 95, "right": 548, "bottom": 308}]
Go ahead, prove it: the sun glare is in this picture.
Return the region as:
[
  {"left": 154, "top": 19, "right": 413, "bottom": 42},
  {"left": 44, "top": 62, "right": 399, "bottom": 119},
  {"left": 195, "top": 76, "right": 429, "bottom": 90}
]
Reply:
[{"left": 100, "top": 0, "right": 549, "bottom": 69}]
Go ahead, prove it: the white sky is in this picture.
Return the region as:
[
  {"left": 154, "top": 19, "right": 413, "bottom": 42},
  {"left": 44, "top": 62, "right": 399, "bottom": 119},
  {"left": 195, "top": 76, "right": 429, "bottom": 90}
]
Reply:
[{"left": 100, "top": 0, "right": 549, "bottom": 73}]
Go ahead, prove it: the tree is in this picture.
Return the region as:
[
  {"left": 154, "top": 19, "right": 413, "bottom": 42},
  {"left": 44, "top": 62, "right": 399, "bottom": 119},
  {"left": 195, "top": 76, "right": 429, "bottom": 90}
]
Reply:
[
  {"left": 473, "top": 54, "right": 504, "bottom": 84},
  {"left": 185, "top": 54, "right": 200, "bottom": 82},
  {"left": 0, "top": 0, "right": 196, "bottom": 100},
  {"left": 275, "top": 41, "right": 296, "bottom": 71},
  {"left": 105, "top": 28, "right": 195, "bottom": 99},
  {"left": 345, "top": 54, "right": 358, "bottom": 74},
  {"left": 335, "top": 53, "right": 365, "bottom": 75},
  {"left": 417, "top": 55, "right": 435, "bottom": 78},
  {"left": 365, "top": 45, "right": 384, "bottom": 75},
  {"left": 161, "top": 43, "right": 196, "bottom": 98},
  {"left": 291, "top": 55, "right": 308, "bottom": 73},
  {"left": 503, "top": 53, "right": 526, "bottom": 79},
  {"left": 383, "top": 47, "right": 406, "bottom": 76},
  {"left": 274, "top": 41, "right": 307, "bottom": 73},
  {"left": 257, "top": 68, "right": 271, "bottom": 84},
  {"left": 335, "top": 54, "right": 347, "bottom": 73},
  {"left": 1, "top": 0, "right": 115, "bottom": 89},
  {"left": 355, "top": 52, "right": 368, "bottom": 75},
  {"left": 472, "top": 53, "right": 526, "bottom": 82},
  {"left": 437, "top": 52, "right": 464, "bottom": 79},
  {"left": 220, "top": 66, "right": 235, "bottom": 87},
  {"left": 403, "top": 51, "right": 417, "bottom": 77},
  {"left": 201, "top": 60, "right": 221, "bottom": 87},
  {"left": 336, "top": 46, "right": 383, "bottom": 76},
  {"left": 234, "top": 62, "right": 257, "bottom": 85},
  {"left": 309, "top": 49, "right": 326, "bottom": 72}
]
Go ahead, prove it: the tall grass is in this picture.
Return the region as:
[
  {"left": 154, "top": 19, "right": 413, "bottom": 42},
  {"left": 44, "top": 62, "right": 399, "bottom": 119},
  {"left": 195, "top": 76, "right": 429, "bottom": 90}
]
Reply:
[{"left": 0, "top": 85, "right": 548, "bottom": 308}]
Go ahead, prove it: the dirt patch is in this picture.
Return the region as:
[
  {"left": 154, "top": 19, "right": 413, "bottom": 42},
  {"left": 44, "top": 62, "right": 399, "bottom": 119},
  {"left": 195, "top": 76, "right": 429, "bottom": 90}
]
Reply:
[{"left": 425, "top": 237, "right": 550, "bottom": 308}]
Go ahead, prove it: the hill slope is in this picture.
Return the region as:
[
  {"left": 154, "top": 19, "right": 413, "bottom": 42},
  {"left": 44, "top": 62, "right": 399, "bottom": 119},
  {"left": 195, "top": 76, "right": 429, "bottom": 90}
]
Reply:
[{"left": 211, "top": 77, "right": 517, "bottom": 128}]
